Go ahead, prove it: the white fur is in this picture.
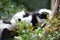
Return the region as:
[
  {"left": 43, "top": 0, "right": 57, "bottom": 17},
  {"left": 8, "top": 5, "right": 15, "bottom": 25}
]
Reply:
[
  {"left": 0, "top": 10, "right": 26, "bottom": 32},
  {"left": 37, "top": 16, "right": 46, "bottom": 23},
  {"left": 21, "top": 15, "right": 46, "bottom": 24},
  {"left": 21, "top": 15, "right": 32, "bottom": 24}
]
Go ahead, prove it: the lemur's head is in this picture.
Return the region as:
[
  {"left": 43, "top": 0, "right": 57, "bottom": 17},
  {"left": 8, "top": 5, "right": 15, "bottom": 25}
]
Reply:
[
  {"left": 38, "top": 9, "right": 52, "bottom": 20},
  {"left": 37, "top": 12, "right": 47, "bottom": 19},
  {"left": 10, "top": 10, "right": 30, "bottom": 24}
]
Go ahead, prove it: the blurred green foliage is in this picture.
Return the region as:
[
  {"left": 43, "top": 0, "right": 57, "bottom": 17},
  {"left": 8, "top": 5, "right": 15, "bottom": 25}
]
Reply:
[
  {"left": 13, "top": 21, "right": 43, "bottom": 40},
  {"left": 0, "top": 0, "right": 26, "bottom": 19}
]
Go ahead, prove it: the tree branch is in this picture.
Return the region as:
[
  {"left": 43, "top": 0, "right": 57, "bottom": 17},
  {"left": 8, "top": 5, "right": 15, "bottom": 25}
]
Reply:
[{"left": 51, "top": 0, "right": 59, "bottom": 19}]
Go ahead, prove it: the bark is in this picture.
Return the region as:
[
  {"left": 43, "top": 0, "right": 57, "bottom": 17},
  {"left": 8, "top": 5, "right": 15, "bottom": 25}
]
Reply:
[{"left": 51, "top": 0, "right": 59, "bottom": 19}]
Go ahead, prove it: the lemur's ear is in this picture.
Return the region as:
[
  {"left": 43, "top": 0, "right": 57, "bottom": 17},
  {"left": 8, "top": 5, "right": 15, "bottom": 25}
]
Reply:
[
  {"left": 23, "top": 11, "right": 30, "bottom": 18},
  {"left": 25, "top": 12, "right": 30, "bottom": 16},
  {"left": 3, "top": 20, "right": 11, "bottom": 24},
  {"left": 36, "top": 13, "right": 40, "bottom": 16}
]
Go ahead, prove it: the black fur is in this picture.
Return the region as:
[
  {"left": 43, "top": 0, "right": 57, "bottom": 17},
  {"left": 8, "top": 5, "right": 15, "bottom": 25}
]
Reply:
[
  {"left": 1, "top": 28, "right": 19, "bottom": 40},
  {"left": 1, "top": 28, "right": 11, "bottom": 40},
  {"left": 3, "top": 20, "right": 11, "bottom": 24},
  {"left": 10, "top": 31, "right": 19, "bottom": 38},
  {"left": 37, "top": 12, "right": 47, "bottom": 19},
  {"left": 31, "top": 12, "right": 47, "bottom": 29},
  {"left": 31, "top": 14, "right": 38, "bottom": 29}
]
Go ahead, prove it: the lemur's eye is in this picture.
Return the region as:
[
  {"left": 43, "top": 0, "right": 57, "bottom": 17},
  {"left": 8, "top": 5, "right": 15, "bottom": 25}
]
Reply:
[{"left": 18, "top": 19, "right": 21, "bottom": 22}]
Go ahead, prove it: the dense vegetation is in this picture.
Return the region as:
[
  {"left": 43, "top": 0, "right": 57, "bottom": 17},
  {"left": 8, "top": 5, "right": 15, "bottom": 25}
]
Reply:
[
  {"left": 0, "top": 0, "right": 60, "bottom": 40},
  {"left": 12, "top": 17, "right": 60, "bottom": 40}
]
